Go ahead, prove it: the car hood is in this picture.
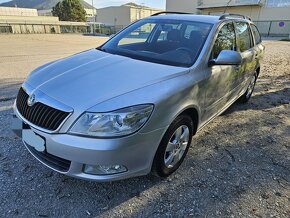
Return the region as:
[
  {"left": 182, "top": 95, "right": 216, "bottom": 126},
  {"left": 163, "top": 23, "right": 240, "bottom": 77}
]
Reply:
[{"left": 25, "top": 49, "right": 188, "bottom": 111}]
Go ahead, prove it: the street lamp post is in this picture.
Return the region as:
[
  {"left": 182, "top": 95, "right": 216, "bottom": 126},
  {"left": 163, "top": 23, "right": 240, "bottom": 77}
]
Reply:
[
  {"left": 92, "top": 0, "right": 95, "bottom": 34},
  {"left": 224, "top": 0, "right": 233, "bottom": 13}
]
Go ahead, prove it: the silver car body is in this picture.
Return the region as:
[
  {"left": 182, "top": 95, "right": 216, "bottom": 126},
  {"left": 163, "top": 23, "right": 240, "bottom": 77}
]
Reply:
[{"left": 12, "top": 14, "right": 265, "bottom": 181}]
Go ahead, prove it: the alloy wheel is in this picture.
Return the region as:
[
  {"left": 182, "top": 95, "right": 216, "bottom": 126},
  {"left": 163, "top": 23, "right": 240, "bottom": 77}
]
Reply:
[{"left": 164, "top": 125, "right": 190, "bottom": 168}]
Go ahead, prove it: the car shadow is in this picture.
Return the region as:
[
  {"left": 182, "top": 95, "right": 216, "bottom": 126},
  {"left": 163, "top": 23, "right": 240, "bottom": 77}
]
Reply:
[{"left": 222, "top": 87, "right": 289, "bottom": 116}]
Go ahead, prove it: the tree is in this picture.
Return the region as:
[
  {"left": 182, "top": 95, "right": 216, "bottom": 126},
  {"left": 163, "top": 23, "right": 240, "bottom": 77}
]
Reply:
[{"left": 52, "top": 0, "right": 86, "bottom": 22}]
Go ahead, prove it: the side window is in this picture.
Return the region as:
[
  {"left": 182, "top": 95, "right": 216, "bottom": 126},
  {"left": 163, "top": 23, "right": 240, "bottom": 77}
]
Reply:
[
  {"left": 235, "top": 22, "right": 253, "bottom": 52},
  {"left": 212, "top": 22, "right": 236, "bottom": 59},
  {"left": 251, "top": 24, "right": 261, "bottom": 45}
]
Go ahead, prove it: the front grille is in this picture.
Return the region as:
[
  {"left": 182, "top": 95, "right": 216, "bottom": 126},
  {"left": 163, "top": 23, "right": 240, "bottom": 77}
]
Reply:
[
  {"left": 26, "top": 144, "right": 71, "bottom": 172},
  {"left": 16, "top": 87, "right": 69, "bottom": 131}
]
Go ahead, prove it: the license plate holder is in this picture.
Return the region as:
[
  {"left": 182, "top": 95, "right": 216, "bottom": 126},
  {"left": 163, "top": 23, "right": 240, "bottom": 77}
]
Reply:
[{"left": 22, "top": 126, "right": 46, "bottom": 153}]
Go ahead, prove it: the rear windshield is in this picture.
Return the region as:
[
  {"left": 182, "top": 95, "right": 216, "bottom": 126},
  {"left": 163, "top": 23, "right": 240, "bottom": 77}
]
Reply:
[{"left": 98, "top": 19, "right": 213, "bottom": 67}]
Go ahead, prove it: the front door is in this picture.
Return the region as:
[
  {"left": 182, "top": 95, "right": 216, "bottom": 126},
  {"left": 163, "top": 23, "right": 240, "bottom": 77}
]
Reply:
[{"left": 203, "top": 22, "right": 238, "bottom": 122}]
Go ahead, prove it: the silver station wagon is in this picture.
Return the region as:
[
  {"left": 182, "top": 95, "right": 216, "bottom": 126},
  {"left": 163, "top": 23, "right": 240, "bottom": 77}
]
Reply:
[{"left": 12, "top": 12, "right": 265, "bottom": 181}]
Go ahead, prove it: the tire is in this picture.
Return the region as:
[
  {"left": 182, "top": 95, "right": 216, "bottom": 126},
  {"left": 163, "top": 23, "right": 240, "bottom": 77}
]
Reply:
[
  {"left": 152, "top": 114, "right": 194, "bottom": 177},
  {"left": 238, "top": 72, "right": 258, "bottom": 103}
]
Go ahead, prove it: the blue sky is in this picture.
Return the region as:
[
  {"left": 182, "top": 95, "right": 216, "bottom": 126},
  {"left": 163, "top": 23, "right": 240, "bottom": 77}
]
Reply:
[{"left": 0, "top": 0, "right": 166, "bottom": 9}]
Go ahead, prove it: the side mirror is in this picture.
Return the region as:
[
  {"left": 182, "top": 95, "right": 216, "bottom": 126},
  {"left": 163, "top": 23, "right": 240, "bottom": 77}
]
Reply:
[{"left": 209, "top": 50, "right": 242, "bottom": 66}]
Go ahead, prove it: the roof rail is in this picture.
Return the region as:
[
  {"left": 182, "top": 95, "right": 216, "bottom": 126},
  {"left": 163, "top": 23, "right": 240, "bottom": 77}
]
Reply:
[
  {"left": 151, "top": 11, "right": 193, "bottom": 16},
  {"left": 219, "top": 13, "right": 252, "bottom": 21}
]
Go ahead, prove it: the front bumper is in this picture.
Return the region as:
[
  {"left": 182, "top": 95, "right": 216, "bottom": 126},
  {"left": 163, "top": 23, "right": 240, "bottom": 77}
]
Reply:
[{"left": 12, "top": 113, "right": 167, "bottom": 182}]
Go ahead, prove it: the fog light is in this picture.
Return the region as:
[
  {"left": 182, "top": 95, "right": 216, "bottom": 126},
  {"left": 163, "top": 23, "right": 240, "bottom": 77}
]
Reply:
[{"left": 84, "top": 164, "right": 127, "bottom": 175}]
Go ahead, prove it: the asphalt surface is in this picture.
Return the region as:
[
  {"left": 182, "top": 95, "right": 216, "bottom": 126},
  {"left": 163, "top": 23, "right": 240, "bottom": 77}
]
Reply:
[{"left": 0, "top": 35, "right": 290, "bottom": 217}]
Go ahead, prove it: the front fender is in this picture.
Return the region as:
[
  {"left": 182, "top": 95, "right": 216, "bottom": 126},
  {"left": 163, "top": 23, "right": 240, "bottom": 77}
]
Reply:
[{"left": 88, "top": 72, "right": 203, "bottom": 134}]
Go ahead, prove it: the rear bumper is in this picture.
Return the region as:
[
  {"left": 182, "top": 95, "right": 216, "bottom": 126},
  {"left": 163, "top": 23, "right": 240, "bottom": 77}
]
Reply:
[{"left": 12, "top": 111, "right": 167, "bottom": 182}]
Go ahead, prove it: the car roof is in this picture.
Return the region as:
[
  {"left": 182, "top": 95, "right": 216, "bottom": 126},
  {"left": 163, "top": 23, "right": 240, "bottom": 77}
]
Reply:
[{"left": 146, "top": 14, "right": 251, "bottom": 25}]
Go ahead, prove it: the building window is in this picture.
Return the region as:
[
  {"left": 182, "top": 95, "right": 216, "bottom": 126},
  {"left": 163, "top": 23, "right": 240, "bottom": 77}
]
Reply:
[
  {"left": 266, "top": 0, "right": 290, "bottom": 7},
  {"left": 235, "top": 0, "right": 260, "bottom": 4}
]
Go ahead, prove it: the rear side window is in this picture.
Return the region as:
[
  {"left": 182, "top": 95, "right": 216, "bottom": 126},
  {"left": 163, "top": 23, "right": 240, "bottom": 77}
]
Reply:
[
  {"left": 251, "top": 24, "right": 262, "bottom": 44},
  {"left": 235, "top": 22, "right": 253, "bottom": 52},
  {"left": 212, "top": 22, "right": 236, "bottom": 59}
]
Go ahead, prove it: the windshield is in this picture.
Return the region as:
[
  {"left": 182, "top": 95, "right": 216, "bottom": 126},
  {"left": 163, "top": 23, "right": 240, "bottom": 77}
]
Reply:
[{"left": 99, "top": 19, "right": 213, "bottom": 67}]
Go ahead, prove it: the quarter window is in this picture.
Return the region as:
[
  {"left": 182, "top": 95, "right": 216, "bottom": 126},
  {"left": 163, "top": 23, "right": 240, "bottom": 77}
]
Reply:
[
  {"left": 212, "top": 22, "right": 236, "bottom": 59},
  {"left": 235, "top": 22, "right": 253, "bottom": 52},
  {"left": 251, "top": 24, "right": 261, "bottom": 44}
]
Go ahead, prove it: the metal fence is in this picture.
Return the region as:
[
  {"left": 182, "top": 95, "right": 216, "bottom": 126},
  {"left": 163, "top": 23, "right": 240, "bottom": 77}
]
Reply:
[
  {"left": 0, "top": 23, "right": 60, "bottom": 34},
  {"left": 60, "top": 25, "right": 90, "bottom": 34},
  {"left": 0, "top": 25, "right": 12, "bottom": 33},
  {"left": 106, "top": 22, "right": 290, "bottom": 37},
  {"left": 0, "top": 22, "right": 91, "bottom": 34},
  {"left": 254, "top": 20, "right": 290, "bottom": 37},
  {"left": 93, "top": 24, "right": 125, "bottom": 35},
  {"left": 0, "top": 22, "right": 121, "bottom": 35},
  {"left": 1, "top": 20, "right": 290, "bottom": 37}
]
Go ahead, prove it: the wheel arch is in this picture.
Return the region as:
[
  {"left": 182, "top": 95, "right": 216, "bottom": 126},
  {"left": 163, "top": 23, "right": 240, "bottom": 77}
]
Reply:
[
  {"left": 157, "top": 105, "right": 200, "bottom": 146},
  {"left": 175, "top": 106, "right": 199, "bottom": 135},
  {"left": 151, "top": 105, "right": 200, "bottom": 176}
]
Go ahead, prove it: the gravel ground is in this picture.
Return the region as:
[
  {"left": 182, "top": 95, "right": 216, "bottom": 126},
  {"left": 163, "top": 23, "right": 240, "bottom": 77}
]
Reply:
[{"left": 0, "top": 35, "right": 290, "bottom": 217}]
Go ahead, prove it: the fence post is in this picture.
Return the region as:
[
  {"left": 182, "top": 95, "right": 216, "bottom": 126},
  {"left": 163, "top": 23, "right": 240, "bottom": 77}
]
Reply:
[{"left": 267, "top": 21, "right": 272, "bottom": 37}]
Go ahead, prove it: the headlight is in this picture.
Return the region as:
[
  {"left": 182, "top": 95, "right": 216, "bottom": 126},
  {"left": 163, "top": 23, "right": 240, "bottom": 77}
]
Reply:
[{"left": 69, "top": 104, "right": 153, "bottom": 137}]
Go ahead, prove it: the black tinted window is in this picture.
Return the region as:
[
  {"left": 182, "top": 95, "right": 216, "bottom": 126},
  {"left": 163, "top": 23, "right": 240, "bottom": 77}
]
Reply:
[
  {"left": 212, "top": 22, "right": 236, "bottom": 59},
  {"left": 235, "top": 22, "right": 253, "bottom": 52},
  {"left": 251, "top": 24, "right": 261, "bottom": 44}
]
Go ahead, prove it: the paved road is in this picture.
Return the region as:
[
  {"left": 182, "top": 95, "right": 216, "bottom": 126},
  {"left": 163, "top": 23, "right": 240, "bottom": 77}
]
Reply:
[
  {"left": 0, "top": 34, "right": 108, "bottom": 101},
  {"left": 0, "top": 35, "right": 289, "bottom": 217}
]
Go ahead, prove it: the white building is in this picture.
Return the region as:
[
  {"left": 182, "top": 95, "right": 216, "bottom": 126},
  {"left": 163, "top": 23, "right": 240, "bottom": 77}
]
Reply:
[
  {"left": 0, "top": 6, "right": 38, "bottom": 16},
  {"left": 166, "top": 0, "right": 199, "bottom": 13},
  {"left": 96, "top": 3, "right": 162, "bottom": 28},
  {"left": 166, "top": 0, "right": 290, "bottom": 36},
  {"left": 166, "top": 0, "right": 290, "bottom": 21}
]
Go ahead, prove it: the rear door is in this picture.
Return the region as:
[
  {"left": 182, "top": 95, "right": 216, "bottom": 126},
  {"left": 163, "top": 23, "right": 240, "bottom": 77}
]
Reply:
[
  {"left": 250, "top": 23, "right": 265, "bottom": 68},
  {"left": 234, "top": 21, "right": 256, "bottom": 95}
]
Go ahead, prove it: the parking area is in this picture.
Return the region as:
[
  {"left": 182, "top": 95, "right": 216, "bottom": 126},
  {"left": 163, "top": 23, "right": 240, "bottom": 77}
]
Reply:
[{"left": 0, "top": 34, "right": 289, "bottom": 217}]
